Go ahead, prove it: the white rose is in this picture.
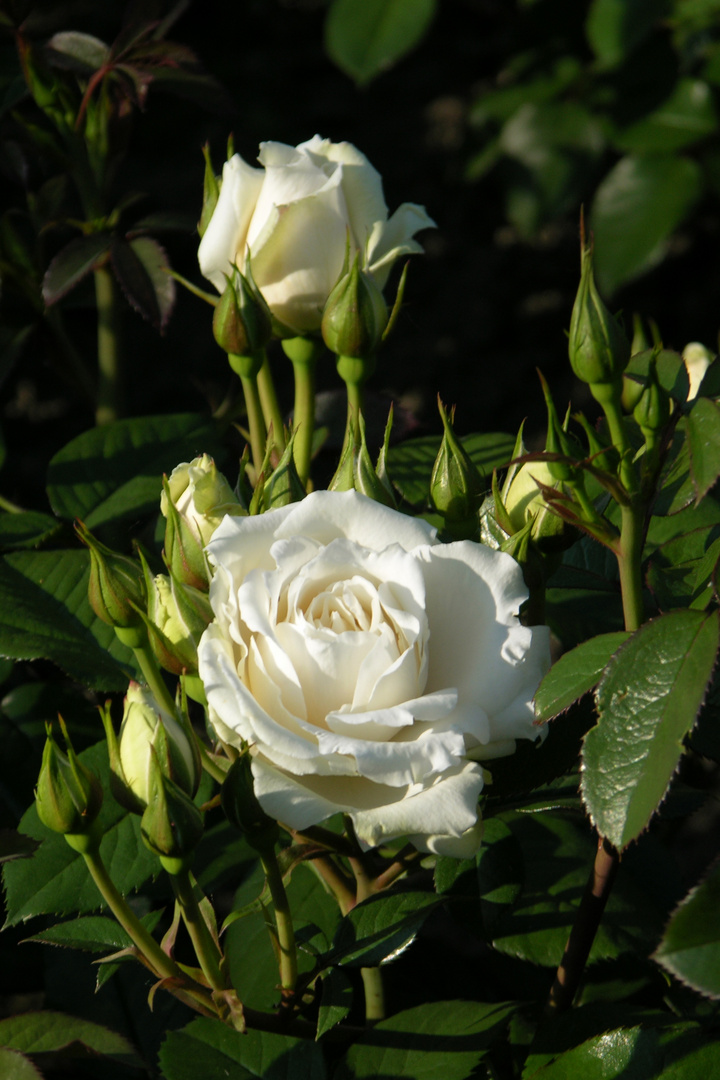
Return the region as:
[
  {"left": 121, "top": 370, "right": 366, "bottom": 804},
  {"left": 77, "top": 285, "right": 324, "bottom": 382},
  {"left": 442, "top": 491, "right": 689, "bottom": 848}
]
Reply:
[
  {"left": 198, "top": 491, "right": 550, "bottom": 857},
  {"left": 197, "top": 136, "right": 436, "bottom": 335}
]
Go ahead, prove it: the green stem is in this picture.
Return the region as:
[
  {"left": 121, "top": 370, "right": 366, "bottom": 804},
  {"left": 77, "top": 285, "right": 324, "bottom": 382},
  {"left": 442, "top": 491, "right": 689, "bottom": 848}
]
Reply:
[
  {"left": 257, "top": 351, "right": 286, "bottom": 455},
  {"left": 132, "top": 641, "right": 178, "bottom": 717},
  {"left": 591, "top": 381, "right": 634, "bottom": 495},
  {"left": 82, "top": 845, "right": 181, "bottom": 982},
  {"left": 240, "top": 373, "right": 267, "bottom": 476},
  {"left": 344, "top": 379, "right": 364, "bottom": 452},
  {"left": 282, "top": 337, "right": 324, "bottom": 489},
  {"left": 171, "top": 870, "right": 227, "bottom": 993},
  {"left": 0, "top": 493, "right": 24, "bottom": 513},
  {"left": 94, "top": 266, "right": 122, "bottom": 426},
  {"left": 349, "top": 848, "right": 386, "bottom": 1023},
  {"left": 259, "top": 846, "right": 297, "bottom": 1000},
  {"left": 617, "top": 502, "right": 645, "bottom": 634}
]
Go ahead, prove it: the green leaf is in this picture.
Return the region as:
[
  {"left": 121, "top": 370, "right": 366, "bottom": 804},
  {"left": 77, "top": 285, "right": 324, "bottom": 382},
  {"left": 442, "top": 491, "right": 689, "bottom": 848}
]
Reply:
[
  {"left": 128, "top": 236, "right": 176, "bottom": 331},
  {"left": 0, "top": 511, "right": 61, "bottom": 551},
  {"left": 654, "top": 858, "right": 720, "bottom": 999},
  {"left": 591, "top": 155, "right": 702, "bottom": 294},
  {"left": 476, "top": 816, "right": 524, "bottom": 937},
  {"left": 325, "top": 0, "right": 436, "bottom": 85},
  {"left": 582, "top": 609, "right": 720, "bottom": 849},
  {"left": 652, "top": 423, "right": 696, "bottom": 516},
  {"left": 0, "top": 1049, "right": 42, "bottom": 1080},
  {"left": 388, "top": 432, "right": 514, "bottom": 507},
  {"left": 46, "top": 412, "right": 222, "bottom": 528},
  {"left": 3, "top": 742, "right": 158, "bottom": 926},
  {"left": 523, "top": 1022, "right": 720, "bottom": 1079},
  {"left": 0, "top": 830, "right": 39, "bottom": 863},
  {"left": 490, "top": 811, "right": 659, "bottom": 966},
  {"left": 624, "top": 348, "right": 689, "bottom": 403},
  {"left": 0, "top": 1010, "right": 139, "bottom": 1065},
  {"left": 159, "top": 1016, "right": 327, "bottom": 1080},
  {"left": 111, "top": 235, "right": 164, "bottom": 328},
  {"left": 329, "top": 891, "right": 440, "bottom": 968},
  {"left": 47, "top": 30, "right": 110, "bottom": 70},
  {"left": 335, "top": 1000, "right": 516, "bottom": 1080},
  {"left": 646, "top": 526, "right": 720, "bottom": 611},
  {"left": 586, "top": 0, "right": 670, "bottom": 69},
  {"left": 42, "top": 233, "right": 112, "bottom": 305},
  {"left": 687, "top": 396, "right": 720, "bottom": 503},
  {"left": 534, "top": 632, "right": 630, "bottom": 722},
  {"left": 613, "top": 78, "right": 717, "bottom": 153},
  {"left": 0, "top": 549, "right": 135, "bottom": 689},
  {"left": 316, "top": 967, "right": 353, "bottom": 1039},
  {"left": 26, "top": 913, "right": 150, "bottom": 953}
]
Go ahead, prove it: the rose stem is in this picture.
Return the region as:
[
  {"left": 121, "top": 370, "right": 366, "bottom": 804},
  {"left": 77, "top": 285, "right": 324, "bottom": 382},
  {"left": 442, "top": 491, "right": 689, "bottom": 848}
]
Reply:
[
  {"left": 228, "top": 352, "right": 267, "bottom": 475},
  {"left": 344, "top": 816, "right": 387, "bottom": 1023},
  {"left": 310, "top": 854, "right": 356, "bottom": 914},
  {"left": 282, "top": 336, "right": 324, "bottom": 489},
  {"left": 94, "top": 265, "right": 123, "bottom": 425},
  {"left": 115, "top": 628, "right": 178, "bottom": 718},
  {"left": 170, "top": 868, "right": 228, "bottom": 993},
  {"left": 546, "top": 385, "right": 645, "bottom": 1014},
  {"left": 75, "top": 838, "right": 217, "bottom": 1016},
  {"left": 257, "top": 350, "right": 286, "bottom": 455},
  {"left": 258, "top": 846, "right": 298, "bottom": 1004}
]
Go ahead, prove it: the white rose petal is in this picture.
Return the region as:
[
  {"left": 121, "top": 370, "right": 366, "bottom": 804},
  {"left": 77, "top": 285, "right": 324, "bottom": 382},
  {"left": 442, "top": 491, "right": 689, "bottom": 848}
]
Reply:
[
  {"left": 198, "top": 136, "right": 436, "bottom": 334},
  {"left": 198, "top": 490, "right": 551, "bottom": 856}
]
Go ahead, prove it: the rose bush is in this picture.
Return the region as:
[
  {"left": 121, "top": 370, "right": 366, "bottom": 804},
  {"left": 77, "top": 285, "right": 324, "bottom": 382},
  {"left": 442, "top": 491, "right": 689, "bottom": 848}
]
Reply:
[
  {"left": 198, "top": 136, "right": 435, "bottom": 334},
  {"left": 198, "top": 491, "right": 550, "bottom": 856}
]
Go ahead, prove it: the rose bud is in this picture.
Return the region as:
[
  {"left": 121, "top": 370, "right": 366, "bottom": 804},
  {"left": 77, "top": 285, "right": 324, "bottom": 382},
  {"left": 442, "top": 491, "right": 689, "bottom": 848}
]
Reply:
[
  {"left": 103, "top": 682, "right": 199, "bottom": 815},
  {"left": 683, "top": 342, "right": 714, "bottom": 401},
  {"left": 213, "top": 265, "right": 272, "bottom": 360},
  {"left": 140, "top": 764, "right": 204, "bottom": 875},
  {"left": 36, "top": 718, "right": 103, "bottom": 848},
  {"left": 75, "top": 520, "right": 145, "bottom": 634},
  {"left": 430, "top": 398, "right": 484, "bottom": 540},
  {"left": 140, "top": 551, "right": 213, "bottom": 676},
  {"left": 161, "top": 455, "right": 243, "bottom": 589},
  {"left": 568, "top": 237, "right": 630, "bottom": 389},
  {"left": 322, "top": 253, "right": 388, "bottom": 361}
]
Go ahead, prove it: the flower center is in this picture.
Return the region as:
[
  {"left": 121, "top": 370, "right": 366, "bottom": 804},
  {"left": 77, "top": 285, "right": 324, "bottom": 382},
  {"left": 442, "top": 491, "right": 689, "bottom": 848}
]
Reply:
[{"left": 303, "top": 578, "right": 378, "bottom": 634}]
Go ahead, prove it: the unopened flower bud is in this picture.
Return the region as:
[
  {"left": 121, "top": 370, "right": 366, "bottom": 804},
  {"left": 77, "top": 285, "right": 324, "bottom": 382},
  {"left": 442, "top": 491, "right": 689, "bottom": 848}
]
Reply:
[
  {"left": 161, "top": 455, "right": 243, "bottom": 589},
  {"left": 213, "top": 266, "right": 272, "bottom": 358},
  {"left": 329, "top": 412, "right": 395, "bottom": 508},
  {"left": 221, "top": 752, "right": 278, "bottom": 850},
  {"left": 633, "top": 358, "right": 671, "bottom": 438},
  {"left": 503, "top": 459, "right": 559, "bottom": 535},
  {"left": 36, "top": 718, "right": 103, "bottom": 839},
  {"left": 568, "top": 238, "right": 630, "bottom": 387},
  {"left": 106, "top": 683, "right": 199, "bottom": 815},
  {"left": 140, "top": 763, "right": 204, "bottom": 873},
  {"left": 322, "top": 254, "right": 388, "bottom": 360},
  {"left": 263, "top": 433, "right": 306, "bottom": 510},
  {"left": 142, "top": 555, "right": 213, "bottom": 676},
  {"left": 430, "top": 399, "right": 484, "bottom": 539},
  {"left": 75, "top": 521, "right": 144, "bottom": 631}
]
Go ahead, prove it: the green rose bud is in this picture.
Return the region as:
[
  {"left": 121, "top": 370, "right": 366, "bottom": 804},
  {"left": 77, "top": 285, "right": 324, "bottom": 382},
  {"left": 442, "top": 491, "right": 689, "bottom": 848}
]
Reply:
[
  {"left": 36, "top": 718, "right": 103, "bottom": 839},
  {"left": 430, "top": 399, "right": 484, "bottom": 539},
  {"left": 683, "top": 342, "right": 714, "bottom": 401},
  {"left": 75, "top": 521, "right": 145, "bottom": 632},
  {"left": 321, "top": 253, "right": 388, "bottom": 361},
  {"left": 140, "top": 763, "right": 204, "bottom": 873},
  {"left": 106, "top": 683, "right": 199, "bottom": 815},
  {"left": 633, "top": 357, "right": 671, "bottom": 439},
  {"left": 213, "top": 266, "right": 272, "bottom": 359},
  {"left": 568, "top": 238, "right": 630, "bottom": 387},
  {"left": 329, "top": 411, "right": 395, "bottom": 508},
  {"left": 262, "top": 433, "right": 307, "bottom": 510},
  {"left": 221, "top": 752, "right": 278, "bottom": 851}
]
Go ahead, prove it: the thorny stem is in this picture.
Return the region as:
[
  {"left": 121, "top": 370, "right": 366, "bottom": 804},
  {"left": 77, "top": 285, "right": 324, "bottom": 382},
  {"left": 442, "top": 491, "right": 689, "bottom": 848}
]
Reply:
[{"left": 546, "top": 382, "right": 646, "bottom": 1014}]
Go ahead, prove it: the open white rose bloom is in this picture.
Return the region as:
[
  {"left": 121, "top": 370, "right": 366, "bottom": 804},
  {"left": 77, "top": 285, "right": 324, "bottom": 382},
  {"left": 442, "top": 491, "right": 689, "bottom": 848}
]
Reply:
[
  {"left": 198, "top": 135, "right": 435, "bottom": 334},
  {"left": 198, "top": 491, "right": 551, "bottom": 857}
]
